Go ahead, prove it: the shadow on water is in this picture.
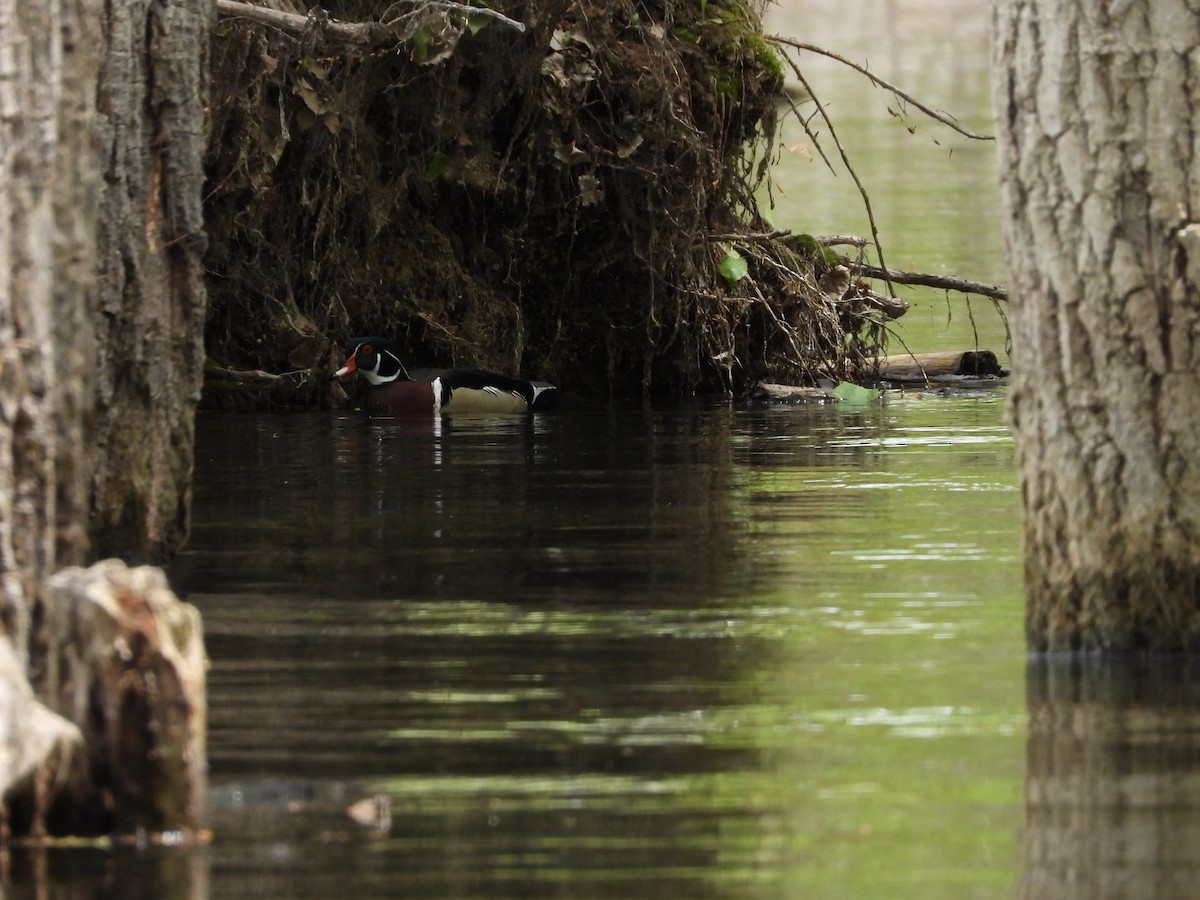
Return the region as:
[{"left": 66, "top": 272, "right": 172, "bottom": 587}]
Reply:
[
  {"left": 182, "top": 405, "right": 834, "bottom": 898},
  {"left": 21, "top": 399, "right": 1200, "bottom": 898},
  {"left": 4, "top": 398, "right": 1031, "bottom": 899},
  {"left": 1023, "top": 657, "right": 1200, "bottom": 900},
  {"left": 27, "top": 399, "right": 1200, "bottom": 898}
]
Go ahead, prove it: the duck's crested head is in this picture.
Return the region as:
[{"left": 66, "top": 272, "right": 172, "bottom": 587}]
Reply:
[{"left": 334, "top": 336, "right": 410, "bottom": 385}]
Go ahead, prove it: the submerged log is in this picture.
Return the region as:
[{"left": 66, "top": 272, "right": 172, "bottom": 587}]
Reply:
[
  {"left": 753, "top": 383, "right": 837, "bottom": 403},
  {"left": 35, "top": 560, "right": 207, "bottom": 837},
  {"left": 876, "top": 349, "right": 1007, "bottom": 383}
]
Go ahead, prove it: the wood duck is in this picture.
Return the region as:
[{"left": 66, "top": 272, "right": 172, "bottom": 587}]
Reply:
[{"left": 333, "top": 337, "right": 558, "bottom": 416}]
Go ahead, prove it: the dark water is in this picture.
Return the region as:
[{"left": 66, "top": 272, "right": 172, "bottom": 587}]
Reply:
[
  {"left": 176, "top": 399, "right": 1022, "bottom": 899},
  {"left": 11, "top": 401, "right": 1200, "bottom": 898},
  {"left": 172, "top": 399, "right": 1021, "bottom": 899}
]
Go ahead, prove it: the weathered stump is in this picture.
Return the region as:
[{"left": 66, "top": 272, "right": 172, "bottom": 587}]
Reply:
[
  {"left": 0, "top": 639, "right": 82, "bottom": 839},
  {"left": 36, "top": 560, "right": 207, "bottom": 836}
]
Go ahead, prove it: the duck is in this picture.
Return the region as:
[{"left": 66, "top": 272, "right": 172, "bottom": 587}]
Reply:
[{"left": 332, "top": 336, "right": 559, "bottom": 416}]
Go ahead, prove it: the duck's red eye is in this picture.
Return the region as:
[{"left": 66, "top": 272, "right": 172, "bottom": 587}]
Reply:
[{"left": 359, "top": 344, "right": 373, "bottom": 356}]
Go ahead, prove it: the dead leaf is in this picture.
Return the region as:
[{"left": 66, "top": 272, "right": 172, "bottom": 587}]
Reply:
[
  {"left": 578, "top": 173, "right": 603, "bottom": 206},
  {"left": 787, "top": 142, "right": 813, "bottom": 161},
  {"left": 554, "top": 141, "right": 590, "bottom": 164},
  {"left": 294, "top": 78, "right": 327, "bottom": 115},
  {"left": 616, "top": 134, "right": 644, "bottom": 159},
  {"left": 550, "top": 29, "right": 571, "bottom": 52}
]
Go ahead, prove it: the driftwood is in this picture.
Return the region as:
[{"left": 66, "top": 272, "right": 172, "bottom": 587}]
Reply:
[
  {"left": 756, "top": 348, "right": 1008, "bottom": 404},
  {"left": 876, "top": 349, "right": 1007, "bottom": 383},
  {"left": 754, "top": 383, "right": 837, "bottom": 403},
  {"left": 36, "top": 560, "right": 207, "bottom": 837}
]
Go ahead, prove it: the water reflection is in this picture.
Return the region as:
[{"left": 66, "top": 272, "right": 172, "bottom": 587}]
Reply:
[
  {"left": 149, "top": 399, "right": 1023, "bottom": 899},
  {"left": 0, "top": 396, "right": 1032, "bottom": 900},
  {"left": 1023, "top": 658, "right": 1200, "bottom": 899}
]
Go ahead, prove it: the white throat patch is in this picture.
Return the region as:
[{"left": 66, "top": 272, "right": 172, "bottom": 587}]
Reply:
[{"left": 359, "top": 350, "right": 401, "bottom": 386}]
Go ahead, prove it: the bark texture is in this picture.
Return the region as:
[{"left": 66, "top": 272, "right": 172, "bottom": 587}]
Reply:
[
  {"left": 40, "top": 561, "right": 207, "bottom": 835},
  {"left": 994, "top": 1, "right": 1200, "bottom": 651},
  {"left": 0, "top": 0, "right": 211, "bottom": 835},
  {"left": 0, "top": 0, "right": 101, "bottom": 655},
  {"left": 92, "top": 0, "right": 212, "bottom": 563}
]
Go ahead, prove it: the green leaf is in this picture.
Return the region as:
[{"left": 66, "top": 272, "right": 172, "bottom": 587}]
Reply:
[
  {"left": 425, "top": 151, "right": 451, "bottom": 181},
  {"left": 411, "top": 26, "right": 429, "bottom": 62},
  {"left": 467, "top": 13, "right": 491, "bottom": 35},
  {"left": 832, "top": 381, "right": 881, "bottom": 406},
  {"left": 718, "top": 248, "right": 748, "bottom": 285}
]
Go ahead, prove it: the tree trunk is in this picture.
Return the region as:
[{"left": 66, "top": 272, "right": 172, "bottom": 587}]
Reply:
[
  {"left": 994, "top": 1, "right": 1200, "bottom": 651},
  {"left": 0, "top": 0, "right": 211, "bottom": 835},
  {"left": 91, "top": 0, "right": 212, "bottom": 563},
  {"left": 0, "top": 0, "right": 102, "bottom": 657}
]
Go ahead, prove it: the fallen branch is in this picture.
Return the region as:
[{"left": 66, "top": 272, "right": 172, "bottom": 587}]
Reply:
[
  {"left": 770, "top": 37, "right": 994, "bottom": 142},
  {"left": 411, "top": 1, "right": 526, "bottom": 33},
  {"left": 818, "top": 234, "right": 868, "bottom": 248},
  {"left": 215, "top": 0, "right": 526, "bottom": 48},
  {"left": 755, "top": 383, "right": 837, "bottom": 403},
  {"left": 703, "top": 230, "right": 792, "bottom": 243},
  {"left": 205, "top": 364, "right": 312, "bottom": 384},
  {"left": 849, "top": 263, "right": 1009, "bottom": 301},
  {"left": 217, "top": 1, "right": 379, "bottom": 45},
  {"left": 698, "top": 230, "right": 1003, "bottom": 301}
]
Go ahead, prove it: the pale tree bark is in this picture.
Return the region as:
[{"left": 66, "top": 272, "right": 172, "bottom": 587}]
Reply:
[
  {"left": 0, "top": 0, "right": 101, "bottom": 656},
  {"left": 0, "top": 0, "right": 210, "bottom": 835},
  {"left": 995, "top": 0, "right": 1200, "bottom": 651}
]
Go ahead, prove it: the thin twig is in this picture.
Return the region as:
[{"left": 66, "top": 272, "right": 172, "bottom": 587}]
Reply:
[
  {"left": 384, "top": 1, "right": 526, "bottom": 33},
  {"left": 771, "top": 37, "right": 994, "bottom": 141},
  {"left": 750, "top": 284, "right": 808, "bottom": 366},
  {"left": 849, "top": 262, "right": 1008, "bottom": 301},
  {"left": 704, "top": 230, "right": 792, "bottom": 242},
  {"left": 215, "top": 0, "right": 525, "bottom": 47},
  {"left": 818, "top": 234, "right": 868, "bottom": 247},
  {"left": 705, "top": 231, "right": 1005, "bottom": 301},
  {"left": 780, "top": 55, "right": 897, "bottom": 298},
  {"left": 780, "top": 91, "right": 837, "bottom": 175},
  {"left": 205, "top": 364, "right": 312, "bottom": 383},
  {"left": 877, "top": 326, "right": 925, "bottom": 380}
]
